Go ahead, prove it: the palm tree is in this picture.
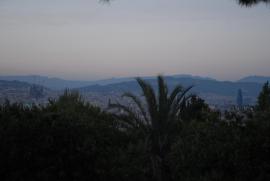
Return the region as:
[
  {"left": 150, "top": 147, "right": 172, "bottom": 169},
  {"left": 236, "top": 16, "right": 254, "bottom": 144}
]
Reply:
[{"left": 108, "top": 75, "right": 192, "bottom": 181}]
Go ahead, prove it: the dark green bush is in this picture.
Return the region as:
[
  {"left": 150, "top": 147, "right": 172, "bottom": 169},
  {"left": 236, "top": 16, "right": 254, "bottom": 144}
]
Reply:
[{"left": 0, "top": 83, "right": 270, "bottom": 181}]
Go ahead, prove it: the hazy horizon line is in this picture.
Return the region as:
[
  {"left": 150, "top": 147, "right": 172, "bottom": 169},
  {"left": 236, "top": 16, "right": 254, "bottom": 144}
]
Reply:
[{"left": 0, "top": 73, "right": 270, "bottom": 82}]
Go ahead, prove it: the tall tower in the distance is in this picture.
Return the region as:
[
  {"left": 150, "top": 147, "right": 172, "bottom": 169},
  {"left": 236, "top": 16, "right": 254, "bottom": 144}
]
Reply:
[{"left": 236, "top": 89, "right": 243, "bottom": 107}]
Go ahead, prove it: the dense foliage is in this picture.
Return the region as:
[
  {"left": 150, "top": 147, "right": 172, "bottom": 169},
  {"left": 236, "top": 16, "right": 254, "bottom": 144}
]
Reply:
[
  {"left": 0, "top": 79, "right": 270, "bottom": 181},
  {"left": 238, "top": 0, "right": 270, "bottom": 6}
]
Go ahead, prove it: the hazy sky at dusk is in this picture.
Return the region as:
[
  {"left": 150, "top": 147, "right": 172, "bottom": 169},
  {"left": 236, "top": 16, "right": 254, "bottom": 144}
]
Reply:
[{"left": 0, "top": 0, "right": 269, "bottom": 80}]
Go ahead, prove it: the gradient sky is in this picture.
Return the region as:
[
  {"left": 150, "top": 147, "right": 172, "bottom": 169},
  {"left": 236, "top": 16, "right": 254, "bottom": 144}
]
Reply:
[{"left": 0, "top": 0, "right": 269, "bottom": 80}]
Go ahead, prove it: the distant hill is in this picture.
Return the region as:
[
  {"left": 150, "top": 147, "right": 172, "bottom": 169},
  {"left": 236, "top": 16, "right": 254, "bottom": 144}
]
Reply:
[
  {"left": 170, "top": 74, "right": 216, "bottom": 81},
  {"left": 238, "top": 76, "right": 270, "bottom": 84},
  {"left": 0, "top": 74, "right": 267, "bottom": 107},
  {"left": 79, "top": 77, "right": 261, "bottom": 97},
  {"left": 0, "top": 75, "right": 93, "bottom": 90},
  {"left": 0, "top": 74, "right": 216, "bottom": 90},
  {"left": 86, "top": 74, "right": 216, "bottom": 86},
  {"left": 0, "top": 80, "right": 31, "bottom": 90}
]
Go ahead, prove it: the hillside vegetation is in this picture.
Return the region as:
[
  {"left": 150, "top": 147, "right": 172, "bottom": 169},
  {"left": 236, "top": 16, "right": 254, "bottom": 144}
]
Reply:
[{"left": 0, "top": 76, "right": 270, "bottom": 181}]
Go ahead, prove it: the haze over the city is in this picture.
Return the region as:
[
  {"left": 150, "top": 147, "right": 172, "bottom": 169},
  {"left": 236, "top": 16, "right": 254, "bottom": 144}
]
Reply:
[{"left": 0, "top": 0, "right": 270, "bottom": 81}]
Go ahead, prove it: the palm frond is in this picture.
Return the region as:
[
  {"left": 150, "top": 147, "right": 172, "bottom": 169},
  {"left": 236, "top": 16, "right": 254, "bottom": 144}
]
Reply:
[
  {"left": 136, "top": 78, "right": 158, "bottom": 125},
  {"left": 157, "top": 75, "right": 169, "bottom": 122},
  {"left": 172, "top": 94, "right": 194, "bottom": 119},
  {"left": 169, "top": 86, "right": 193, "bottom": 120},
  {"left": 108, "top": 102, "right": 146, "bottom": 129},
  {"left": 122, "top": 92, "right": 150, "bottom": 125},
  {"left": 173, "top": 85, "right": 193, "bottom": 108},
  {"left": 168, "top": 85, "right": 183, "bottom": 108}
]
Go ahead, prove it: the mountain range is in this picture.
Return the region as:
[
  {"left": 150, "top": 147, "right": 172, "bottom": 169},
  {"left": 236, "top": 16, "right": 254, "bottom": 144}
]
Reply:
[
  {"left": 0, "top": 74, "right": 269, "bottom": 107},
  {"left": 1, "top": 74, "right": 266, "bottom": 90},
  {"left": 238, "top": 76, "right": 270, "bottom": 84}
]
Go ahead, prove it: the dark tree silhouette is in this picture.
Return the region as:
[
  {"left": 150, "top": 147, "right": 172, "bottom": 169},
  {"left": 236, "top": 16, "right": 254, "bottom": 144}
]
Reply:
[
  {"left": 1, "top": 83, "right": 270, "bottom": 180},
  {"left": 238, "top": 0, "right": 270, "bottom": 6},
  {"left": 101, "top": 0, "right": 270, "bottom": 6},
  {"left": 109, "top": 75, "right": 192, "bottom": 181},
  {"left": 258, "top": 81, "right": 270, "bottom": 111}
]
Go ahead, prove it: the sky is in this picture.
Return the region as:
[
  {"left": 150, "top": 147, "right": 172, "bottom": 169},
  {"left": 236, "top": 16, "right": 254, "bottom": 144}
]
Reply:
[{"left": 0, "top": 0, "right": 269, "bottom": 81}]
